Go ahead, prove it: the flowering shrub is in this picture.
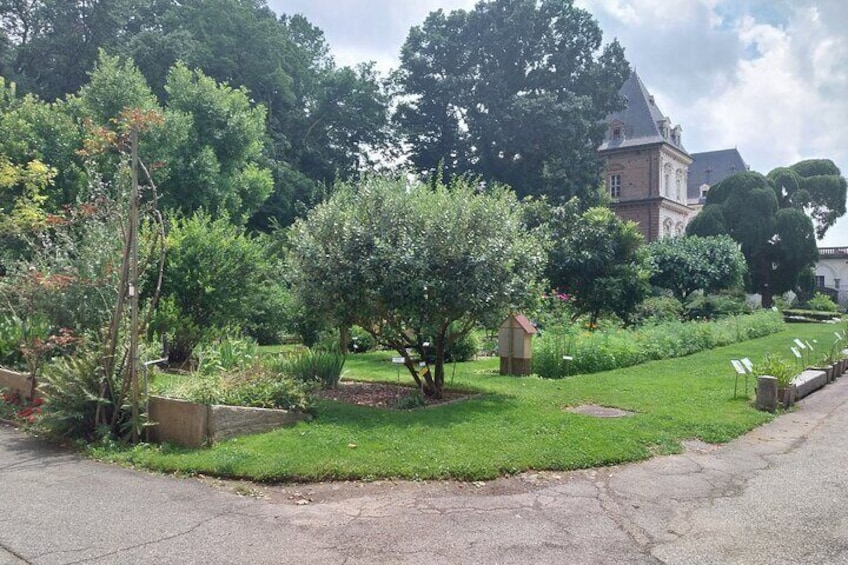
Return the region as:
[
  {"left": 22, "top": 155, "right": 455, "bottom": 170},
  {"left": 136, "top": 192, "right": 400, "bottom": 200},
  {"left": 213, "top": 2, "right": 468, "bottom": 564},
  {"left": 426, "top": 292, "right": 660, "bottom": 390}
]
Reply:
[{"left": 533, "top": 310, "right": 784, "bottom": 378}]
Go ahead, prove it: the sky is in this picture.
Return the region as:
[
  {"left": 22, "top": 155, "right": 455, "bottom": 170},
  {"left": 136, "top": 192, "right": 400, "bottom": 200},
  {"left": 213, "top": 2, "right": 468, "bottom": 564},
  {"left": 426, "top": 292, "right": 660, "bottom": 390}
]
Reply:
[{"left": 267, "top": 0, "right": 848, "bottom": 245}]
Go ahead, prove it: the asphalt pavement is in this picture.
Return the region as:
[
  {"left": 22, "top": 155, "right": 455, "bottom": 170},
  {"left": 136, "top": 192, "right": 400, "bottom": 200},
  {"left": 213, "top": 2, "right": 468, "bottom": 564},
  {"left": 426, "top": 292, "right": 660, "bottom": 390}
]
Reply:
[{"left": 2, "top": 377, "right": 848, "bottom": 564}]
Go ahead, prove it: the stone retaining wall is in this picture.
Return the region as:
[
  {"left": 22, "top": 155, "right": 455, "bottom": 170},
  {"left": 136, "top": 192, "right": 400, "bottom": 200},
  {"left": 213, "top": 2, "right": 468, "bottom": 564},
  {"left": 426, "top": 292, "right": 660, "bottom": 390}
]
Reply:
[
  {"left": 147, "top": 396, "right": 309, "bottom": 448},
  {"left": 0, "top": 369, "right": 34, "bottom": 399}
]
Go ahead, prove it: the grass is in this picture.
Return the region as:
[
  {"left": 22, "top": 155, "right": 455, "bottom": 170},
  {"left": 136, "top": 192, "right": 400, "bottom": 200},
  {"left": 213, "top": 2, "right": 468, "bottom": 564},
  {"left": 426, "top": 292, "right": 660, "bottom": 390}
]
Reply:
[{"left": 94, "top": 321, "right": 843, "bottom": 482}]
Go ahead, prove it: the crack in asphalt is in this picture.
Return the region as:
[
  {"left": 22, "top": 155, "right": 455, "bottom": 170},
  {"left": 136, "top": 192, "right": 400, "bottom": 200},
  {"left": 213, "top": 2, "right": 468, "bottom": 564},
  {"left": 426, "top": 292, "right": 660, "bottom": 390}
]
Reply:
[
  {"left": 0, "top": 540, "right": 31, "bottom": 564},
  {"left": 60, "top": 511, "right": 231, "bottom": 564}
]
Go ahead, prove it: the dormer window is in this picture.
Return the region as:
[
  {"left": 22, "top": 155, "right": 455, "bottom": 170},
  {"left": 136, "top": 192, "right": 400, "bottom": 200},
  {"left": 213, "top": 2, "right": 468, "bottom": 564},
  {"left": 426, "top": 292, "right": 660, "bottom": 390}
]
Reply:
[
  {"left": 609, "top": 121, "right": 624, "bottom": 143},
  {"left": 671, "top": 125, "right": 682, "bottom": 146}
]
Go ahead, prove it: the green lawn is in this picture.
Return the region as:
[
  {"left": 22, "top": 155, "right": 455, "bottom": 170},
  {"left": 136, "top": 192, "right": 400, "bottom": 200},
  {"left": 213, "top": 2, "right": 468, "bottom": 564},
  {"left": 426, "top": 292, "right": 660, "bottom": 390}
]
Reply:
[{"left": 97, "top": 321, "right": 843, "bottom": 482}]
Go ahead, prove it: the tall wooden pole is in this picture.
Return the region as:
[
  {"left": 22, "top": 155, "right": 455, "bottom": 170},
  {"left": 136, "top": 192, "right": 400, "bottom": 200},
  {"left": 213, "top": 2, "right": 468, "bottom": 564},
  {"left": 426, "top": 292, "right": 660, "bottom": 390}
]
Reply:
[{"left": 130, "top": 129, "right": 140, "bottom": 443}]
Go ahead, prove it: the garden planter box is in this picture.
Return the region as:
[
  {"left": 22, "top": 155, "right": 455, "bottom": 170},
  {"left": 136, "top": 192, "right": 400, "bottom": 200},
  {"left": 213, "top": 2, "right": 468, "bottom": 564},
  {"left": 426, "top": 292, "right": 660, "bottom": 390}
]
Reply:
[
  {"left": 0, "top": 368, "right": 35, "bottom": 399},
  {"left": 148, "top": 396, "right": 311, "bottom": 448}
]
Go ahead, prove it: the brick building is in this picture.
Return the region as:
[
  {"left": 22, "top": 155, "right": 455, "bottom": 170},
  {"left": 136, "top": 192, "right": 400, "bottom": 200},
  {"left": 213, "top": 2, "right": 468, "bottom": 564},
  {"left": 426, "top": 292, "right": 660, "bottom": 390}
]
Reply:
[{"left": 598, "top": 73, "right": 747, "bottom": 241}]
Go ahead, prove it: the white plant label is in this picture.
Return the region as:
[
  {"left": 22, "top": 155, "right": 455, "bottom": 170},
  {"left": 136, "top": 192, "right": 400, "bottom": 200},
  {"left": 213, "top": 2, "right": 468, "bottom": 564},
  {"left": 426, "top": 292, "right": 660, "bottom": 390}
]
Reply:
[
  {"left": 730, "top": 360, "right": 747, "bottom": 374},
  {"left": 791, "top": 347, "right": 802, "bottom": 359}
]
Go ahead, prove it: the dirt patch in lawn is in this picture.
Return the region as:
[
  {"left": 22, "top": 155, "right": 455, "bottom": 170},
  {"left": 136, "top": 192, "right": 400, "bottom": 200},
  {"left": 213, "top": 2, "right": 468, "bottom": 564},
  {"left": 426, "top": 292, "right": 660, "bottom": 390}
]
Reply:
[
  {"left": 315, "top": 380, "right": 477, "bottom": 409},
  {"left": 564, "top": 404, "right": 636, "bottom": 418}
]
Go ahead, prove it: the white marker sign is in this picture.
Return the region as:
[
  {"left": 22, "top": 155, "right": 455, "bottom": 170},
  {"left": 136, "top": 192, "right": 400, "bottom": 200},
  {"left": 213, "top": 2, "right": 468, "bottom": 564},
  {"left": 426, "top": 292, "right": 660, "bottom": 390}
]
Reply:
[
  {"left": 741, "top": 358, "right": 754, "bottom": 373},
  {"left": 791, "top": 347, "right": 802, "bottom": 359},
  {"left": 730, "top": 360, "right": 747, "bottom": 374},
  {"left": 793, "top": 338, "right": 806, "bottom": 349}
]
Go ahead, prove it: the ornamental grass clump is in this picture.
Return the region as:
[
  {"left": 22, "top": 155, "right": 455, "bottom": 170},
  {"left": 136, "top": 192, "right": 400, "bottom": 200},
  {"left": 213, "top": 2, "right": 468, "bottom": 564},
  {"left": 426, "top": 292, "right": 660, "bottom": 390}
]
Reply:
[{"left": 281, "top": 348, "right": 346, "bottom": 389}]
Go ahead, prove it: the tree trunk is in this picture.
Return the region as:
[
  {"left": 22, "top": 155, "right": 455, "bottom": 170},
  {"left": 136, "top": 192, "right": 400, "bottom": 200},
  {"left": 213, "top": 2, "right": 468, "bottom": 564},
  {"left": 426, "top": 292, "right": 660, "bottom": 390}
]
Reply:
[
  {"left": 339, "top": 324, "right": 349, "bottom": 355},
  {"left": 759, "top": 257, "right": 773, "bottom": 308},
  {"left": 432, "top": 339, "right": 445, "bottom": 400}
]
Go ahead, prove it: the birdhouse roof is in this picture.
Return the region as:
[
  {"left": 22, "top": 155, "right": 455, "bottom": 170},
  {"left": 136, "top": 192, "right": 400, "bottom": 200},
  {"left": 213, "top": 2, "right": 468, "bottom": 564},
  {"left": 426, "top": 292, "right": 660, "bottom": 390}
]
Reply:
[{"left": 505, "top": 314, "right": 537, "bottom": 335}]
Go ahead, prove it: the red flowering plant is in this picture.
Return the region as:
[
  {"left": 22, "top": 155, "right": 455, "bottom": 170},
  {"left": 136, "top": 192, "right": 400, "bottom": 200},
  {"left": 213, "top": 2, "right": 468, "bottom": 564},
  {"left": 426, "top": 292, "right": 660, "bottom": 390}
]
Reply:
[
  {"left": 0, "top": 388, "right": 44, "bottom": 424},
  {"left": 533, "top": 290, "right": 576, "bottom": 332}
]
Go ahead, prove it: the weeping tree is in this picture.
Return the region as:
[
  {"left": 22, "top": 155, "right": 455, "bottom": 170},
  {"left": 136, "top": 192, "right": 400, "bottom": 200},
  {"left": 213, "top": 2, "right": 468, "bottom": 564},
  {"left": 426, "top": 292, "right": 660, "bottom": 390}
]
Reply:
[{"left": 288, "top": 175, "right": 544, "bottom": 398}]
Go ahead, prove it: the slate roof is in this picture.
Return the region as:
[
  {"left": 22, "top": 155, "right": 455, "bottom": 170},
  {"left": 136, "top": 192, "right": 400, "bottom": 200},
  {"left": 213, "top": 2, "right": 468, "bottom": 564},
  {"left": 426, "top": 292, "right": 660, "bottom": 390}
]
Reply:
[
  {"left": 598, "top": 72, "right": 688, "bottom": 154},
  {"left": 687, "top": 148, "right": 749, "bottom": 201}
]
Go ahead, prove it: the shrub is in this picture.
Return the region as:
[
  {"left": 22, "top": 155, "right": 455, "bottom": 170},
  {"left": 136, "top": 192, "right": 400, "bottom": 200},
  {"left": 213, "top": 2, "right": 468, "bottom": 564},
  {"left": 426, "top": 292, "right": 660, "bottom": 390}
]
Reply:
[
  {"left": 281, "top": 348, "right": 345, "bottom": 389},
  {"left": 165, "top": 371, "right": 312, "bottom": 412},
  {"left": 533, "top": 310, "right": 784, "bottom": 378},
  {"left": 37, "top": 349, "right": 121, "bottom": 441},
  {"left": 155, "top": 213, "right": 288, "bottom": 363},
  {"left": 684, "top": 292, "right": 750, "bottom": 320},
  {"left": 194, "top": 336, "right": 259, "bottom": 376},
  {"left": 447, "top": 330, "right": 481, "bottom": 362},
  {"left": 632, "top": 296, "right": 684, "bottom": 325},
  {"left": 806, "top": 292, "right": 839, "bottom": 313},
  {"left": 0, "top": 314, "right": 29, "bottom": 370},
  {"left": 347, "top": 326, "right": 377, "bottom": 354}
]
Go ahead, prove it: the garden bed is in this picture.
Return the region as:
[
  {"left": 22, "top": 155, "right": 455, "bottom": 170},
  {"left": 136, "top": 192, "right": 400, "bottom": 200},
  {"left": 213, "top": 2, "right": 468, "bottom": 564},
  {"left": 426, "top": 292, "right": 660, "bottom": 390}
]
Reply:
[{"left": 314, "top": 381, "right": 475, "bottom": 409}]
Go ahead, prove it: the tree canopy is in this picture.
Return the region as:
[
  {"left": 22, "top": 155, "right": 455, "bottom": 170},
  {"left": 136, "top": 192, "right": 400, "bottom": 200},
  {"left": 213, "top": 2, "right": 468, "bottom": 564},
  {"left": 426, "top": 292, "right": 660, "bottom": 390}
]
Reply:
[
  {"left": 767, "top": 159, "right": 847, "bottom": 239},
  {"left": 0, "top": 0, "right": 392, "bottom": 229},
  {"left": 687, "top": 167, "right": 820, "bottom": 306},
  {"left": 393, "top": 0, "right": 630, "bottom": 204},
  {"left": 544, "top": 202, "right": 649, "bottom": 324},
  {"left": 288, "top": 175, "right": 544, "bottom": 397},
  {"left": 647, "top": 235, "right": 747, "bottom": 302}
]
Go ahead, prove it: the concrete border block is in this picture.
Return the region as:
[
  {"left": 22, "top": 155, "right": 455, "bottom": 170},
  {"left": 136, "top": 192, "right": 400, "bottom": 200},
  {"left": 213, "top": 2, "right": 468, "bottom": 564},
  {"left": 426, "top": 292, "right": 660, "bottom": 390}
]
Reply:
[{"left": 792, "top": 369, "right": 827, "bottom": 400}]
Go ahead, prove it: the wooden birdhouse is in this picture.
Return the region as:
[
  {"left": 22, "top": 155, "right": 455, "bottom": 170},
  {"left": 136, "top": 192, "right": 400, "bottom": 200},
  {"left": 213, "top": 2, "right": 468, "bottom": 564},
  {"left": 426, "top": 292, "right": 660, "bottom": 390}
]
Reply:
[{"left": 499, "top": 313, "right": 537, "bottom": 375}]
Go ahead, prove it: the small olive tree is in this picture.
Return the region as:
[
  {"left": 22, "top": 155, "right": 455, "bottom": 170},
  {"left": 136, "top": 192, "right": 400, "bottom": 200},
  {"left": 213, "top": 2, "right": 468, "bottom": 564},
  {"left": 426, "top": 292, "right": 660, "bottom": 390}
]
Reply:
[{"left": 288, "top": 175, "right": 544, "bottom": 398}]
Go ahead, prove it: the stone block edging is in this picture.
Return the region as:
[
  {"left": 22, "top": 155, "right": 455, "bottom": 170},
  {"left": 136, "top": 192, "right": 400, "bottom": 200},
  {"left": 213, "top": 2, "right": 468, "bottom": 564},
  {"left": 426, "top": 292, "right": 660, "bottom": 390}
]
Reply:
[{"left": 148, "top": 395, "right": 310, "bottom": 448}]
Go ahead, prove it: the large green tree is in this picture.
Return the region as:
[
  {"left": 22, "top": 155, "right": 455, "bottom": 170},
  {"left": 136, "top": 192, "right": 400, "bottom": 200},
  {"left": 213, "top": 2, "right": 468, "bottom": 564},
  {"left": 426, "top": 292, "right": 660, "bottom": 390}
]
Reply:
[
  {"left": 120, "top": 1, "right": 392, "bottom": 228},
  {"left": 394, "top": 0, "right": 630, "bottom": 203},
  {"left": 72, "top": 53, "right": 273, "bottom": 223},
  {"left": 1, "top": 1, "right": 393, "bottom": 228},
  {"left": 288, "top": 175, "right": 544, "bottom": 397},
  {"left": 545, "top": 203, "right": 649, "bottom": 324},
  {"left": 647, "top": 235, "right": 747, "bottom": 302},
  {"left": 0, "top": 0, "right": 149, "bottom": 100},
  {"left": 687, "top": 169, "right": 821, "bottom": 307},
  {"left": 767, "top": 159, "right": 847, "bottom": 238}
]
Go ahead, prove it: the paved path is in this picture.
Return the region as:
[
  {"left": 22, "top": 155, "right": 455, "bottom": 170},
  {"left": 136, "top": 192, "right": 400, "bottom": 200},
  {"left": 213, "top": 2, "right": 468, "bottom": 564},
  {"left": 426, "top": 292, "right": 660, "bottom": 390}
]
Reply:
[{"left": 3, "top": 378, "right": 848, "bottom": 564}]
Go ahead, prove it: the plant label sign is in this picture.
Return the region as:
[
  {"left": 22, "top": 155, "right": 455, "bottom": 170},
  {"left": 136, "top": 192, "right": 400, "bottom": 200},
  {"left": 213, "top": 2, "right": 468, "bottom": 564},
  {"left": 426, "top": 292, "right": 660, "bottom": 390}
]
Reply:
[
  {"left": 730, "top": 360, "right": 747, "bottom": 375},
  {"left": 741, "top": 358, "right": 754, "bottom": 373},
  {"left": 791, "top": 347, "right": 802, "bottom": 359},
  {"left": 794, "top": 338, "right": 806, "bottom": 349},
  {"left": 391, "top": 357, "right": 406, "bottom": 364},
  {"left": 805, "top": 340, "right": 814, "bottom": 351}
]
